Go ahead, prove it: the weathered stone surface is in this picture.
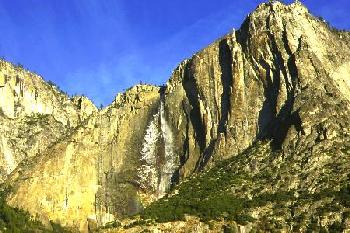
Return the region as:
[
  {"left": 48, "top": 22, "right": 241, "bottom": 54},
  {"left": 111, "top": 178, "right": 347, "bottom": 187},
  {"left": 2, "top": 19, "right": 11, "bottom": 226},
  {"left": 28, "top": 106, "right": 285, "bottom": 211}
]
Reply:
[
  {"left": 164, "top": 1, "right": 350, "bottom": 180},
  {"left": 1, "top": 1, "right": 350, "bottom": 232},
  {"left": 5, "top": 84, "right": 163, "bottom": 231},
  {"left": 0, "top": 60, "right": 95, "bottom": 123},
  {"left": 0, "top": 60, "right": 97, "bottom": 181}
]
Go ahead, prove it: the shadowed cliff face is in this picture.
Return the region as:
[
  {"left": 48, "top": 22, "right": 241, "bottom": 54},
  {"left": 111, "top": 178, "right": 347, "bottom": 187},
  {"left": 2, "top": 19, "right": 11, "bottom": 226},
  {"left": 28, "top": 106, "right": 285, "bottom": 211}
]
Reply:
[
  {"left": 165, "top": 1, "right": 350, "bottom": 177},
  {"left": 1, "top": 1, "right": 350, "bottom": 232}
]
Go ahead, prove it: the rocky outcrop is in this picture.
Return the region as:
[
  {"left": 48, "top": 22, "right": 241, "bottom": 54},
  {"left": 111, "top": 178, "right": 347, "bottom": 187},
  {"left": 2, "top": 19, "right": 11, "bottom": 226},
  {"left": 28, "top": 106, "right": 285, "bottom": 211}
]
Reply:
[
  {"left": 164, "top": 1, "right": 350, "bottom": 179},
  {"left": 5, "top": 85, "right": 163, "bottom": 231},
  {"left": 0, "top": 60, "right": 97, "bottom": 180},
  {"left": 1, "top": 1, "right": 350, "bottom": 232},
  {"left": 0, "top": 60, "right": 95, "bottom": 124}
]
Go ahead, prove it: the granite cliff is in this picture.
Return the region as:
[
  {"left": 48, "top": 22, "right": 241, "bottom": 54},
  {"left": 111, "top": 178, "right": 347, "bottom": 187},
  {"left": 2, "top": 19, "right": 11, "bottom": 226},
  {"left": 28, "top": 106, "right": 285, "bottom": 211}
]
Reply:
[
  {"left": 0, "top": 60, "right": 97, "bottom": 181},
  {"left": 1, "top": 1, "right": 350, "bottom": 232}
]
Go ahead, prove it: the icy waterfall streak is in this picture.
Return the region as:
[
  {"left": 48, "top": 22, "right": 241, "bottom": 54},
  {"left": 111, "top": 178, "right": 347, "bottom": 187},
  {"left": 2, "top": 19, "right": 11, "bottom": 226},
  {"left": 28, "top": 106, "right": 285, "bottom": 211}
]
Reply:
[{"left": 138, "top": 99, "right": 177, "bottom": 197}]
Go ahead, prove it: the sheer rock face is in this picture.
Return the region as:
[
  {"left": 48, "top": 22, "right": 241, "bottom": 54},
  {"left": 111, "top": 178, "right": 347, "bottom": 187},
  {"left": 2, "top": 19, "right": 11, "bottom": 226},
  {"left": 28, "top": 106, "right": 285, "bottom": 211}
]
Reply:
[
  {"left": 164, "top": 1, "right": 350, "bottom": 178},
  {"left": 2, "top": 1, "right": 350, "bottom": 232},
  {"left": 6, "top": 85, "right": 163, "bottom": 231},
  {"left": 0, "top": 60, "right": 96, "bottom": 124},
  {"left": 0, "top": 61, "right": 97, "bottom": 180}
]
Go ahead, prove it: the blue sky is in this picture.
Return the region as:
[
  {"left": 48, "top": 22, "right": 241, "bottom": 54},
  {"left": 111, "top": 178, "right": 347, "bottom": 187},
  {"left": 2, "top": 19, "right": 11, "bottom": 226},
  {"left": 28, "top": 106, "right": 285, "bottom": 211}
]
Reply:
[{"left": 0, "top": 0, "right": 349, "bottom": 106}]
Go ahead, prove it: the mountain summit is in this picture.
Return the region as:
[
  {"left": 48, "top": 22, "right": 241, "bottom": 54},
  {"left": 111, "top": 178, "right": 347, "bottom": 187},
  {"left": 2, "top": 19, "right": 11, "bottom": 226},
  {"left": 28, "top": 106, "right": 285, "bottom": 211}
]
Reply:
[{"left": 0, "top": 1, "right": 350, "bottom": 232}]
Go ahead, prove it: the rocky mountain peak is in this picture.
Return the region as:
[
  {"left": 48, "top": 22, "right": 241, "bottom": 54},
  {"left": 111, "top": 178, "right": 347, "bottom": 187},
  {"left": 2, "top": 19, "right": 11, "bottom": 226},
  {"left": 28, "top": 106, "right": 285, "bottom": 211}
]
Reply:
[
  {"left": 113, "top": 84, "right": 160, "bottom": 105},
  {"left": 255, "top": 1, "right": 307, "bottom": 15}
]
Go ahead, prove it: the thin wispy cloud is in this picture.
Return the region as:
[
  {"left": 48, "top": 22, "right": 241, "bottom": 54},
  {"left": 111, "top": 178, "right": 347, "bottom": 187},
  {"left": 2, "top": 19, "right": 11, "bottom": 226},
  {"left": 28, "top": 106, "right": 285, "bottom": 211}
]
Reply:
[
  {"left": 0, "top": 0, "right": 348, "bottom": 106},
  {"left": 64, "top": 53, "right": 157, "bottom": 106}
]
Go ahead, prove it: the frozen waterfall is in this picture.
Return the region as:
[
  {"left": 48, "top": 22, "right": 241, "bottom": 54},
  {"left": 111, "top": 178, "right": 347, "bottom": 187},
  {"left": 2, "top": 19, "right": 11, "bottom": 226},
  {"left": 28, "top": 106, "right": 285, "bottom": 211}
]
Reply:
[
  {"left": 138, "top": 100, "right": 178, "bottom": 197},
  {"left": 138, "top": 111, "right": 160, "bottom": 192}
]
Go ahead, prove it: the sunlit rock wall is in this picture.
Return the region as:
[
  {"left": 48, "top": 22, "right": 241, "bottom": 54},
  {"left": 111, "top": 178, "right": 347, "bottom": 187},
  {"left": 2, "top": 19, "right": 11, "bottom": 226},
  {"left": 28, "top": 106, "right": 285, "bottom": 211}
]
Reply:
[{"left": 0, "top": 60, "right": 97, "bottom": 178}]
